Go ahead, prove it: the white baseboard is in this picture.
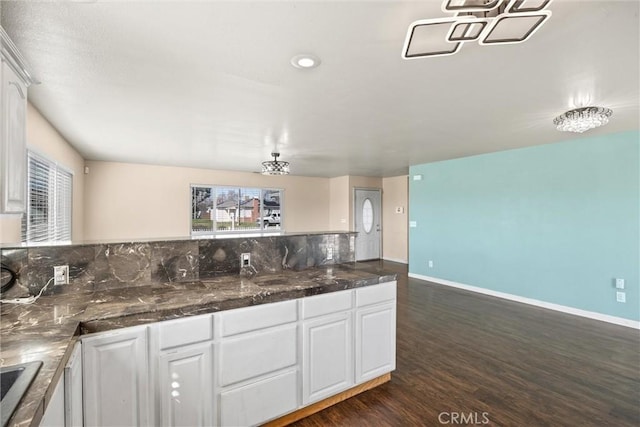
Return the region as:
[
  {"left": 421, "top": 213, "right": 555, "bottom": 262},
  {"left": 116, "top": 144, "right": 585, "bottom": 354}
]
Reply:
[
  {"left": 382, "top": 257, "right": 407, "bottom": 264},
  {"left": 408, "top": 273, "right": 640, "bottom": 330}
]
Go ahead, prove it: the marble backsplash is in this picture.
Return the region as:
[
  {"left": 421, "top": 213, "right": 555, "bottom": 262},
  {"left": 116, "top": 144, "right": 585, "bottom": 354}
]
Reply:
[{"left": 0, "top": 233, "right": 355, "bottom": 297}]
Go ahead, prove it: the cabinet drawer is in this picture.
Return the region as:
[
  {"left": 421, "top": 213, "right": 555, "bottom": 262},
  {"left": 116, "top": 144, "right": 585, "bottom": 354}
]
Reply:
[
  {"left": 219, "top": 324, "right": 297, "bottom": 386},
  {"left": 219, "top": 370, "right": 298, "bottom": 427},
  {"left": 356, "top": 281, "right": 397, "bottom": 307},
  {"left": 158, "top": 314, "right": 213, "bottom": 350},
  {"left": 302, "top": 290, "right": 352, "bottom": 319},
  {"left": 220, "top": 300, "right": 297, "bottom": 337}
]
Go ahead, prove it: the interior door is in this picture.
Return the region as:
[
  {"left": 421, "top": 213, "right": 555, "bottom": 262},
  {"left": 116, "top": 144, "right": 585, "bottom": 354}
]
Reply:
[{"left": 354, "top": 188, "right": 381, "bottom": 261}]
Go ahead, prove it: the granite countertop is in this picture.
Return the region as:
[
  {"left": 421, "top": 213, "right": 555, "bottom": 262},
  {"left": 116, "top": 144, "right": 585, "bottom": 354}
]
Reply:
[{"left": 0, "top": 262, "right": 396, "bottom": 427}]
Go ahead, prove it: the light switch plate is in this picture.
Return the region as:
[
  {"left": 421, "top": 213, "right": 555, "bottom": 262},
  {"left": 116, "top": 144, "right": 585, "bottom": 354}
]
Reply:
[
  {"left": 409, "top": 221, "right": 417, "bottom": 228},
  {"left": 615, "top": 278, "right": 625, "bottom": 289}
]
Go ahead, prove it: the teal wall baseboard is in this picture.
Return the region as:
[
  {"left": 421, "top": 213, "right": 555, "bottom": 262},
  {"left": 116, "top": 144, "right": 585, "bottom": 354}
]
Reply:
[
  {"left": 409, "top": 131, "right": 639, "bottom": 322},
  {"left": 409, "top": 272, "right": 640, "bottom": 329}
]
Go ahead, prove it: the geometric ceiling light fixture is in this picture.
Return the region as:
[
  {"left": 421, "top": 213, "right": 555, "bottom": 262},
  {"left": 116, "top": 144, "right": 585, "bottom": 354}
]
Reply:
[
  {"left": 402, "top": 0, "right": 552, "bottom": 59},
  {"left": 261, "top": 152, "right": 290, "bottom": 175},
  {"left": 553, "top": 107, "right": 613, "bottom": 133}
]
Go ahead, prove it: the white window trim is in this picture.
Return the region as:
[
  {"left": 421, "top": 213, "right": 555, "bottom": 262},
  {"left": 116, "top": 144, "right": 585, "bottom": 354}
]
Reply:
[{"left": 22, "top": 149, "right": 73, "bottom": 243}]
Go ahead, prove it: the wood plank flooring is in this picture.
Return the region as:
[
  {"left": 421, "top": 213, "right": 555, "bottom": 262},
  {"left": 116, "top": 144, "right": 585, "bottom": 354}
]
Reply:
[{"left": 291, "top": 261, "right": 640, "bottom": 427}]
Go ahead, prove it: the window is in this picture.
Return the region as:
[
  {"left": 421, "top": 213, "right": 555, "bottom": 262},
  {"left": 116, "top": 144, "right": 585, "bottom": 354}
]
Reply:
[
  {"left": 191, "top": 185, "right": 283, "bottom": 235},
  {"left": 22, "top": 151, "right": 73, "bottom": 243}
]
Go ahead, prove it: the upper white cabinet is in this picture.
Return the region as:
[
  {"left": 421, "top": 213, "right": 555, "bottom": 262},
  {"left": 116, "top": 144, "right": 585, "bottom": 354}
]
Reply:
[{"left": 0, "top": 28, "right": 34, "bottom": 214}]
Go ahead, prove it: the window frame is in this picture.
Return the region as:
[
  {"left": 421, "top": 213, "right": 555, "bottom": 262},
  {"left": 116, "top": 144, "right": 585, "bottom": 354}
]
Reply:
[
  {"left": 190, "top": 184, "right": 284, "bottom": 237},
  {"left": 21, "top": 149, "right": 74, "bottom": 244}
]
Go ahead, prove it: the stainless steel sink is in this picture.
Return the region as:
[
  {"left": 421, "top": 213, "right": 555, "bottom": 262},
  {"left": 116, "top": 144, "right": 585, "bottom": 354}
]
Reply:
[{"left": 1, "top": 361, "right": 42, "bottom": 427}]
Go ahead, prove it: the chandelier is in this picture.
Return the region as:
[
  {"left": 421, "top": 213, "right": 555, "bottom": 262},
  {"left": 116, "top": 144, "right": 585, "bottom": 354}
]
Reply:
[
  {"left": 261, "top": 152, "right": 290, "bottom": 175},
  {"left": 553, "top": 107, "right": 613, "bottom": 133}
]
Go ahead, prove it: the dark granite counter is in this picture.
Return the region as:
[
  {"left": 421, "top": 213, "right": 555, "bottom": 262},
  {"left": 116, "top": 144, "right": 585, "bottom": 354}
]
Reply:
[{"left": 0, "top": 263, "right": 396, "bottom": 427}]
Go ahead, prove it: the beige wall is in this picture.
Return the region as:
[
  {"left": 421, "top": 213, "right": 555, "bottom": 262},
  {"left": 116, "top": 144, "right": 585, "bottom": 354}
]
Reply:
[
  {"left": 329, "top": 176, "right": 350, "bottom": 230},
  {"left": 382, "top": 175, "right": 408, "bottom": 263},
  {"left": 83, "top": 161, "right": 332, "bottom": 241},
  {"left": 0, "top": 103, "right": 85, "bottom": 244}
]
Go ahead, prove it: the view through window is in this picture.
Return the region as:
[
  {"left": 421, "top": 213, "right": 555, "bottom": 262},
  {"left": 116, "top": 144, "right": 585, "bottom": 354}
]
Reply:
[{"left": 191, "top": 186, "right": 283, "bottom": 235}]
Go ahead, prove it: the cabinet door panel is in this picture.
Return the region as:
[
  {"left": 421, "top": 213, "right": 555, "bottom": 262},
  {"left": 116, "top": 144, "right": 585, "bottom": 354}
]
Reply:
[
  {"left": 220, "top": 300, "right": 297, "bottom": 337},
  {"left": 219, "top": 370, "right": 298, "bottom": 427},
  {"left": 302, "top": 290, "right": 352, "bottom": 319},
  {"left": 219, "top": 324, "right": 297, "bottom": 386},
  {"left": 356, "top": 281, "right": 396, "bottom": 308},
  {"left": 159, "top": 344, "right": 213, "bottom": 427},
  {"left": 64, "top": 342, "right": 83, "bottom": 427},
  {"left": 302, "top": 312, "right": 353, "bottom": 404},
  {"left": 1, "top": 62, "right": 27, "bottom": 213},
  {"left": 40, "top": 375, "right": 65, "bottom": 427},
  {"left": 355, "top": 302, "right": 396, "bottom": 383},
  {"left": 82, "top": 327, "right": 149, "bottom": 427}
]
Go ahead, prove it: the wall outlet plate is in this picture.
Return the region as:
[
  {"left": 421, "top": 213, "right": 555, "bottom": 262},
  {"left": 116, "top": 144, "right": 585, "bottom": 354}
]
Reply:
[
  {"left": 241, "top": 253, "right": 251, "bottom": 268},
  {"left": 53, "top": 265, "right": 69, "bottom": 285},
  {"left": 615, "top": 278, "right": 625, "bottom": 289},
  {"left": 616, "top": 291, "right": 626, "bottom": 303},
  {"left": 326, "top": 245, "right": 334, "bottom": 260}
]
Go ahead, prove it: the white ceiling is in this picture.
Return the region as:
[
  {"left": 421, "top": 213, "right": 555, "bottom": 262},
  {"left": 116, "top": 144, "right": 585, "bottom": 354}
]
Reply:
[{"left": 1, "top": 0, "right": 638, "bottom": 177}]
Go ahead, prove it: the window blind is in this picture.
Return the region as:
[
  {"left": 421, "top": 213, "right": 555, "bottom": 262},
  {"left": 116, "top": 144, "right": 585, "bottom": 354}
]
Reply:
[{"left": 22, "top": 151, "right": 73, "bottom": 243}]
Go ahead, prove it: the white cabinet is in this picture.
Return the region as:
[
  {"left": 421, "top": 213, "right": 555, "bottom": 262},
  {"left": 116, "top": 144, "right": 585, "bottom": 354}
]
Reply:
[
  {"left": 217, "top": 300, "right": 299, "bottom": 426},
  {"left": 355, "top": 282, "right": 397, "bottom": 384},
  {"left": 64, "top": 342, "right": 83, "bottom": 427},
  {"left": 40, "top": 374, "right": 65, "bottom": 427},
  {"left": 151, "top": 314, "right": 215, "bottom": 427},
  {"left": 82, "top": 325, "right": 150, "bottom": 427},
  {"left": 301, "top": 291, "right": 353, "bottom": 405},
  {"left": 0, "top": 29, "right": 31, "bottom": 214},
  {"left": 219, "top": 369, "right": 298, "bottom": 427},
  {"left": 158, "top": 343, "right": 213, "bottom": 427}
]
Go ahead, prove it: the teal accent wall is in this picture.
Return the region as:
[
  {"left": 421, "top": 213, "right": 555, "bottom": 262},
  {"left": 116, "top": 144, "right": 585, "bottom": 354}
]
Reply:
[{"left": 409, "top": 131, "right": 640, "bottom": 321}]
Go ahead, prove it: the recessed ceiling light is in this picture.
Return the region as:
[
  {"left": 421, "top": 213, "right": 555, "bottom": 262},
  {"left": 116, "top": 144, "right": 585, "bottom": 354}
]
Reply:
[{"left": 291, "top": 54, "right": 320, "bottom": 69}]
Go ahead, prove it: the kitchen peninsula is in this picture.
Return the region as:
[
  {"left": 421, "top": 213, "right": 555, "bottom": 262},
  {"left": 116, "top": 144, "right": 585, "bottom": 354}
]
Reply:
[{"left": 0, "top": 232, "right": 397, "bottom": 427}]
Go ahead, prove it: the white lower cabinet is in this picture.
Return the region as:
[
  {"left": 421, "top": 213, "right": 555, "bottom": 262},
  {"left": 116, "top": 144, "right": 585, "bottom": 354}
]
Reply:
[
  {"left": 301, "top": 291, "right": 354, "bottom": 405},
  {"left": 219, "top": 369, "right": 298, "bottom": 427},
  {"left": 158, "top": 343, "right": 213, "bottom": 427},
  {"left": 355, "top": 282, "right": 397, "bottom": 384},
  {"left": 78, "top": 281, "right": 396, "bottom": 427},
  {"left": 40, "top": 373, "right": 65, "bottom": 427},
  {"left": 217, "top": 300, "right": 299, "bottom": 426},
  {"left": 82, "top": 325, "right": 150, "bottom": 427},
  {"left": 64, "top": 342, "right": 83, "bottom": 427}
]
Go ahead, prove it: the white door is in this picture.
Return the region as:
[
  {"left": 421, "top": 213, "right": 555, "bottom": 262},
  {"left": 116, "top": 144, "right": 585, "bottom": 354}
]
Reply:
[
  {"left": 354, "top": 188, "right": 381, "bottom": 261},
  {"left": 158, "top": 344, "right": 213, "bottom": 427},
  {"left": 302, "top": 312, "right": 353, "bottom": 404},
  {"left": 83, "top": 326, "right": 149, "bottom": 427}
]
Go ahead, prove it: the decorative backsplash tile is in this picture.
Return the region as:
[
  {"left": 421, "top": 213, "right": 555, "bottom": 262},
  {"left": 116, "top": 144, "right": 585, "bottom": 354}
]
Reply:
[{"left": 0, "top": 233, "right": 356, "bottom": 296}]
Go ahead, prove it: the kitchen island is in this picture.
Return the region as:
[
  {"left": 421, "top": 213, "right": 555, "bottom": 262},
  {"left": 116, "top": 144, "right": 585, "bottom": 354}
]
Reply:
[{"left": 0, "top": 262, "right": 396, "bottom": 427}]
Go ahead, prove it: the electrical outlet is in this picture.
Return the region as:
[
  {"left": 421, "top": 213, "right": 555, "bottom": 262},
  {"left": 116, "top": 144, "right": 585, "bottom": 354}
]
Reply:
[
  {"left": 615, "top": 278, "right": 625, "bottom": 289},
  {"left": 241, "top": 253, "right": 251, "bottom": 268},
  {"left": 53, "top": 265, "right": 69, "bottom": 285},
  {"left": 326, "top": 245, "right": 334, "bottom": 260},
  {"left": 409, "top": 221, "right": 417, "bottom": 228},
  {"left": 616, "top": 291, "right": 626, "bottom": 303},
  {"left": 428, "top": 260, "right": 433, "bottom": 268}
]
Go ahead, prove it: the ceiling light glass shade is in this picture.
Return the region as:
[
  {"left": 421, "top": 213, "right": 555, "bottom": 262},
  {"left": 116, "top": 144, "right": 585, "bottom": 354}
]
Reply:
[
  {"left": 261, "top": 152, "right": 290, "bottom": 175},
  {"left": 553, "top": 107, "right": 613, "bottom": 133}
]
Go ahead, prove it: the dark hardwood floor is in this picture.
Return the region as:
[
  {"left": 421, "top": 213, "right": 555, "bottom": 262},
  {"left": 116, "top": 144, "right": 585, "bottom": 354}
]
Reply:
[{"left": 292, "top": 261, "right": 640, "bottom": 427}]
